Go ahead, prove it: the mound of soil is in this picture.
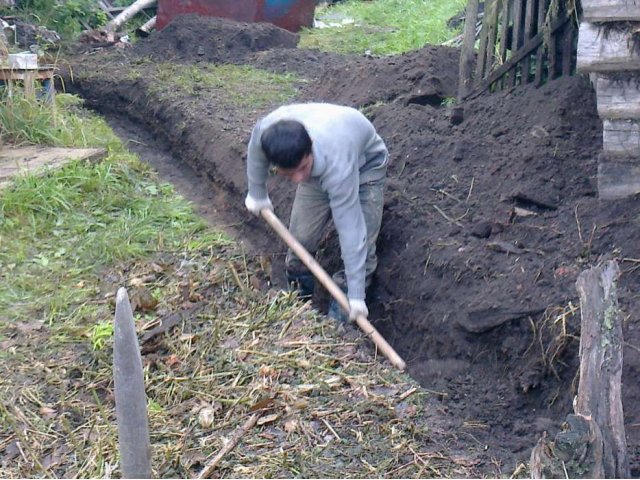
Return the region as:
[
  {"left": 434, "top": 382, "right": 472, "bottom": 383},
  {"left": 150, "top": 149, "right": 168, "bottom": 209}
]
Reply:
[
  {"left": 133, "top": 14, "right": 300, "bottom": 63},
  {"left": 66, "top": 16, "right": 640, "bottom": 474}
]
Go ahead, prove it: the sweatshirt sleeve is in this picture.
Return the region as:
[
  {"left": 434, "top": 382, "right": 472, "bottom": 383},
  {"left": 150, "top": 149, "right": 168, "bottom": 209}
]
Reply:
[
  {"left": 327, "top": 168, "right": 367, "bottom": 301},
  {"left": 246, "top": 121, "right": 270, "bottom": 201}
]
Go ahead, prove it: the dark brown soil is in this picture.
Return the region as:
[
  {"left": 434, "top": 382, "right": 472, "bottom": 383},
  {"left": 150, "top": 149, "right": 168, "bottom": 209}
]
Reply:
[{"left": 65, "top": 15, "right": 640, "bottom": 475}]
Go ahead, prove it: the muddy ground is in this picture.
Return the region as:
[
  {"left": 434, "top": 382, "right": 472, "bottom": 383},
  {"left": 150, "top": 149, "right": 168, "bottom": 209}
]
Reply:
[{"left": 66, "top": 15, "right": 640, "bottom": 475}]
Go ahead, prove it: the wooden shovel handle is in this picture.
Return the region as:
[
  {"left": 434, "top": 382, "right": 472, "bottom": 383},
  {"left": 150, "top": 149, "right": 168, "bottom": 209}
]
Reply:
[{"left": 261, "top": 208, "right": 406, "bottom": 371}]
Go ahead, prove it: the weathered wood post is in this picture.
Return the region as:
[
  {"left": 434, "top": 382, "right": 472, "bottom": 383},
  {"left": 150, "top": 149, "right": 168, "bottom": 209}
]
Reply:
[
  {"left": 451, "top": 0, "right": 480, "bottom": 125},
  {"left": 530, "top": 261, "right": 629, "bottom": 478},
  {"left": 574, "top": 261, "right": 629, "bottom": 478},
  {"left": 114, "top": 287, "right": 153, "bottom": 479}
]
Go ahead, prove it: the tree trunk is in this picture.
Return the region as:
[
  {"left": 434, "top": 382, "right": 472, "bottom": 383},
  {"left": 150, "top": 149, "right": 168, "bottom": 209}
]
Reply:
[
  {"left": 104, "top": 0, "right": 157, "bottom": 33},
  {"left": 575, "top": 261, "right": 629, "bottom": 478}
]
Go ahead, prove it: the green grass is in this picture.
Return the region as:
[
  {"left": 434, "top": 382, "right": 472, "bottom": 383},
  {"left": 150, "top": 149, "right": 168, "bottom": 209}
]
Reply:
[
  {"left": 153, "top": 64, "right": 303, "bottom": 107},
  {"left": 300, "top": 0, "right": 467, "bottom": 54},
  {"left": 0, "top": 93, "right": 121, "bottom": 148},
  {"left": 0, "top": 94, "right": 232, "bottom": 325}
]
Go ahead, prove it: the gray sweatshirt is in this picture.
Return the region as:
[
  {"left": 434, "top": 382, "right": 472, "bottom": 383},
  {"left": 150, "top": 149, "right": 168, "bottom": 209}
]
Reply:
[{"left": 247, "top": 103, "right": 388, "bottom": 301}]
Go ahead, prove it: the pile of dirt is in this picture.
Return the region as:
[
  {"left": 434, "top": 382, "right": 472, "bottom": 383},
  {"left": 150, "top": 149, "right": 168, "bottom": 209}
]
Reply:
[
  {"left": 66, "top": 15, "right": 640, "bottom": 474},
  {"left": 132, "top": 14, "right": 300, "bottom": 63}
]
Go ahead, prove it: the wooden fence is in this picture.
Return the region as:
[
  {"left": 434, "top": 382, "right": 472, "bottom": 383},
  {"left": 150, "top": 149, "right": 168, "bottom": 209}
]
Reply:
[
  {"left": 576, "top": 0, "right": 640, "bottom": 200},
  {"left": 459, "top": 0, "right": 579, "bottom": 99}
]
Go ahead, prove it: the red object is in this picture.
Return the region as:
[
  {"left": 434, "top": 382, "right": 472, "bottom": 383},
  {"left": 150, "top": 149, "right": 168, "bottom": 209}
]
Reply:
[{"left": 156, "top": 0, "right": 316, "bottom": 32}]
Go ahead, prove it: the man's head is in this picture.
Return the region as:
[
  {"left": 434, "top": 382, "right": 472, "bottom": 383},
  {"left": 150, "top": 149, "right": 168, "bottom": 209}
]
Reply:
[{"left": 261, "top": 120, "right": 313, "bottom": 183}]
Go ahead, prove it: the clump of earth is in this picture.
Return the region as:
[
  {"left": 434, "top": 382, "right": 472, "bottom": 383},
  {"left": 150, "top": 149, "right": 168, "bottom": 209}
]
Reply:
[{"left": 67, "top": 14, "right": 640, "bottom": 474}]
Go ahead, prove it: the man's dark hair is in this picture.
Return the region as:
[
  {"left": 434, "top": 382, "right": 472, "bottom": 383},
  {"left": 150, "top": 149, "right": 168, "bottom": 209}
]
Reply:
[{"left": 261, "top": 120, "right": 312, "bottom": 169}]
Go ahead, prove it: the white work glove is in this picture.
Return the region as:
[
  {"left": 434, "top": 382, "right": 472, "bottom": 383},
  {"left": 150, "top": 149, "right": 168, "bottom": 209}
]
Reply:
[
  {"left": 348, "top": 299, "right": 368, "bottom": 322},
  {"left": 244, "top": 193, "right": 273, "bottom": 216}
]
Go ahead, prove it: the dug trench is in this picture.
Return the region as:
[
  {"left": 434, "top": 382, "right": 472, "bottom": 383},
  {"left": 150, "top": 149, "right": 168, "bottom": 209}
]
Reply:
[{"left": 66, "top": 16, "right": 640, "bottom": 473}]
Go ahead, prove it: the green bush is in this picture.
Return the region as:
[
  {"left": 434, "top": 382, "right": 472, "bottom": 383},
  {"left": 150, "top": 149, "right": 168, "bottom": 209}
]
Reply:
[{"left": 19, "top": 0, "right": 108, "bottom": 39}]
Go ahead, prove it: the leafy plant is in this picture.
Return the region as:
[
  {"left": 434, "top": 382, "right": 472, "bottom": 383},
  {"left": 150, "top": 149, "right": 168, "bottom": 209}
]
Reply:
[
  {"left": 18, "top": 0, "right": 108, "bottom": 39},
  {"left": 90, "top": 321, "right": 114, "bottom": 350},
  {"left": 441, "top": 96, "right": 457, "bottom": 107}
]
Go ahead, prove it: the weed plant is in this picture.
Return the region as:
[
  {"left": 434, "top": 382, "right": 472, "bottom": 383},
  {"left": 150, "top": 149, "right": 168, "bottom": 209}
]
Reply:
[
  {"left": 300, "top": 0, "right": 467, "bottom": 54},
  {"left": 0, "top": 93, "right": 118, "bottom": 148},
  {"left": 11, "top": 0, "right": 108, "bottom": 39}
]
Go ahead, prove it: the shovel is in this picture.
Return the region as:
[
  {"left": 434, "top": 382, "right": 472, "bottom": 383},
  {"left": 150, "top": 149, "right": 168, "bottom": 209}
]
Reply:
[{"left": 260, "top": 208, "right": 407, "bottom": 371}]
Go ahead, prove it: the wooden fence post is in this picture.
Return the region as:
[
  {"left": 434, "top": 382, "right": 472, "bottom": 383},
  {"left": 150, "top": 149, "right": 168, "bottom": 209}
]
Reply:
[
  {"left": 530, "top": 261, "right": 629, "bottom": 478},
  {"left": 458, "top": 0, "right": 481, "bottom": 100},
  {"left": 451, "top": 0, "right": 480, "bottom": 124}
]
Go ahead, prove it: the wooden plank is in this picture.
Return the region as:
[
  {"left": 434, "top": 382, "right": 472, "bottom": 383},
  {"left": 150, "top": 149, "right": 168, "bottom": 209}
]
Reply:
[
  {"left": 0, "top": 146, "right": 106, "bottom": 189},
  {"left": 534, "top": 0, "right": 546, "bottom": 86},
  {"left": 521, "top": 0, "right": 536, "bottom": 84},
  {"left": 498, "top": 0, "right": 512, "bottom": 87},
  {"left": 475, "top": 0, "right": 495, "bottom": 80},
  {"left": 577, "top": 21, "right": 640, "bottom": 72},
  {"left": 485, "top": 0, "right": 502, "bottom": 81},
  {"left": 548, "top": 13, "right": 559, "bottom": 79},
  {"left": 598, "top": 161, "right": 640, "bottom": 199},
  {"left": 582, "top": 0, "right": 640, "bottom": 22},
  {"left": 510, "top": 0, "right": 525, "bottom": 86},
  {"left": 562, "top": 22, "right": 575, "bottom": 76},
  {"left": 603, "top": 118, "right": 640, "bottom": 157},
  {"left": 596, "top": 73, "right": 640, "bottom": 119},
  {"left": 457, "top": 0, "right": 481, "bottom": 100},
  {"left": 97, "top": 0, "right": 115, "bottom": 19}
]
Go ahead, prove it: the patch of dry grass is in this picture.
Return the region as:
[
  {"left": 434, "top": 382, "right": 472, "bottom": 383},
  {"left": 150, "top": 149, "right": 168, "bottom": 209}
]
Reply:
[{"left": 0, "top": 243, "right": 479, "bottom": 478}]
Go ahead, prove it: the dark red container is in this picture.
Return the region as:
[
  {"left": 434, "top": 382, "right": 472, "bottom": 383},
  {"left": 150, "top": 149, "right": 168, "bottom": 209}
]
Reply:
[{"left": 156, "top": 0, "right": 316, "bottom": 32}]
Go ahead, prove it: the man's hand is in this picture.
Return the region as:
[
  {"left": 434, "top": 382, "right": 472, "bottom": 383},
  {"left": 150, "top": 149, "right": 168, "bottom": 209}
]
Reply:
[
  {"left": 348, "top": 298, "right": 368, "bottom": 322},
  {"left": 245, "top": 194, "right": 273, "bottom": 216}
]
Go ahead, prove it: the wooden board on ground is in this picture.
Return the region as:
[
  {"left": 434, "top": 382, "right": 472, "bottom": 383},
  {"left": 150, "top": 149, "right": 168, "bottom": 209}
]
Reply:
[
  {"left": 0, "top": 146, "right": 106, "bottom": 189},
  {"left": 577, "top": 22, "right": 640, "bottom": 72}
]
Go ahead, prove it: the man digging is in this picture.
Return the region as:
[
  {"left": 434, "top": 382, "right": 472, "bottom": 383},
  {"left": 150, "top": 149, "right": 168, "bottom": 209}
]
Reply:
[{"left": 244, "top": 103, "right": 389, "bottom": 323}]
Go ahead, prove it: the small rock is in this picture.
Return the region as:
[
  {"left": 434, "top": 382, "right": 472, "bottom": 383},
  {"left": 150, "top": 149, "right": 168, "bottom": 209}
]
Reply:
[
  {"left": 470, "top": 221, "right": 492, "bottom": 239},
  {"left": 450, "top": 106, "right": 464, "bottom": 126},
  {"left": 492, "top": 127, "right": 507, "bottom": 138},
  {"left": 452, "top": 143, "right": 464, "bottom": 162},
  {"left": 449, "top": 226, "right": 462, "bottom": 236},
  {"left": 198, "top": 407, "right": 216, "bottom": 429}
]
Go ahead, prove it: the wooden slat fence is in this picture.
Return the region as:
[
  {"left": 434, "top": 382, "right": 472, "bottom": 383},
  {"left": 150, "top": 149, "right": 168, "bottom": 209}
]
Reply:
[{"left": 461, "top": 0, "right": 579, "bottom": 98}]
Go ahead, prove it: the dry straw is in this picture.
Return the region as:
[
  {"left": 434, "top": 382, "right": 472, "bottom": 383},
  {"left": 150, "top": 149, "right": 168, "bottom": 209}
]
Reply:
[{"left": 0, "top": 245, "right": 480, "bottom": 478}]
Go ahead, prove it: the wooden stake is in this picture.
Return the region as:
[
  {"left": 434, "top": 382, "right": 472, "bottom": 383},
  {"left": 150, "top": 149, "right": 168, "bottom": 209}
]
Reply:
[
  {"left": 260, "top": 209, "right": 406, "bottom": 371},
  {"left": 114, "top": 288, "right": 153, "bottom": 479}
]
